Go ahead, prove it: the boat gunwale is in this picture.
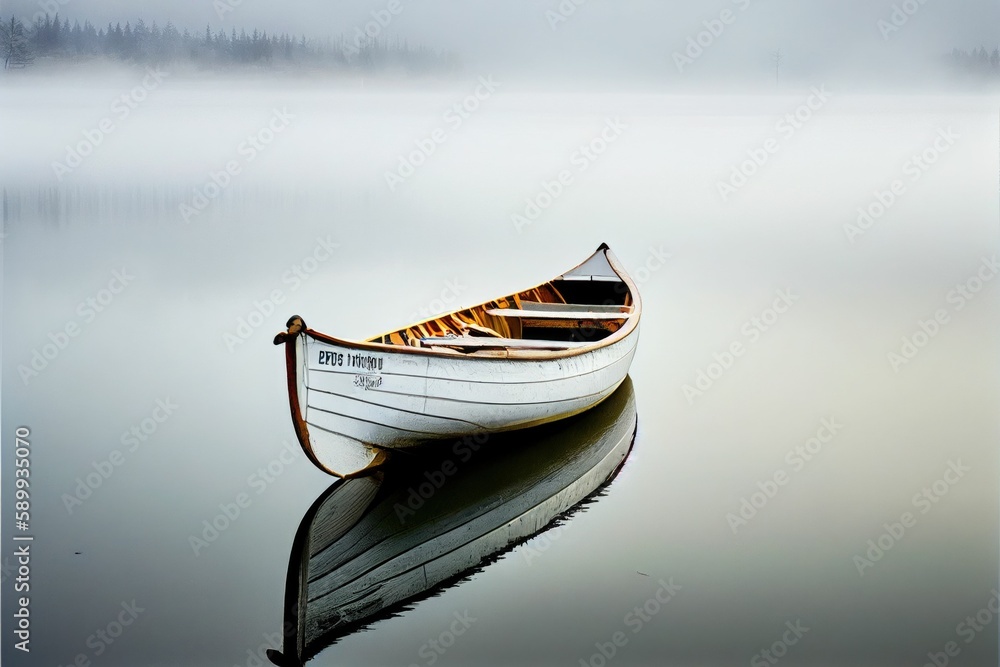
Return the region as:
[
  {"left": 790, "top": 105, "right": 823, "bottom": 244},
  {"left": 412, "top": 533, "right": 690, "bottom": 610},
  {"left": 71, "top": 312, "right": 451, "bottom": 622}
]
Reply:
[{"left": 298, "top": 245, "right": 642, "bottom": 363}]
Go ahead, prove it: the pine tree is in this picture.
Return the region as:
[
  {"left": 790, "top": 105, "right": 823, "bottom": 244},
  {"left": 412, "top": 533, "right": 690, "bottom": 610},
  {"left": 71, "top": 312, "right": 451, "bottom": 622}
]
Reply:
[
  {"left": 1, "top": 16, "right": 34, "bottom": 68},
  {"left": 0, "top": 12, "right": 458, "bottom": 73},
  {"left": 134, "top": 19, "right": 149, "bottom": 59}
]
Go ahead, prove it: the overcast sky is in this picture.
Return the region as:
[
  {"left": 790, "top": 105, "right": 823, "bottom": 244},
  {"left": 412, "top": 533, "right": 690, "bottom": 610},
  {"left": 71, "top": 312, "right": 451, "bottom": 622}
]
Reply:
[{"left": 5, "top": 0, "right": 999, "bottom": 85}]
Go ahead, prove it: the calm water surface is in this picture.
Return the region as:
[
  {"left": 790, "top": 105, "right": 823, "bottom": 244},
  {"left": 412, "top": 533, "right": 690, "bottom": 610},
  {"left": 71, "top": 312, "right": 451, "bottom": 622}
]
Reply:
[{"left": 1, "top": 78, "right": 998, "bottom": 666}]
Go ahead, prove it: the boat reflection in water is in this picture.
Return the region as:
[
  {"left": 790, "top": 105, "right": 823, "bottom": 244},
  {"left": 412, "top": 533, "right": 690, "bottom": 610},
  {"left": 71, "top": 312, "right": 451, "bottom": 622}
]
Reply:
[{"left": 267, "top": 378, "right": 637, "bottom": 666}]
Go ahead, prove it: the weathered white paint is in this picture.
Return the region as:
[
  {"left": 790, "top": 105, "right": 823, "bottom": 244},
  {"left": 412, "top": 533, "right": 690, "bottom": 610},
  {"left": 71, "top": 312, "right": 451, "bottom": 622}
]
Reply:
[
  {"left": 298, "top": 326, "right": 638, "bottom": 476},
  {"left": 284, "top": 246, "right": 642, "bottom": 477}
]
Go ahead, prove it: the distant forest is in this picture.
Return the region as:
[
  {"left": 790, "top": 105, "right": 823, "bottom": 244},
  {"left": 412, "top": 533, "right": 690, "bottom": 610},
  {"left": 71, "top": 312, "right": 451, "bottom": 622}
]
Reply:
[
  {"left": 946, "top": 47, "right": 1000, "bottom": 79},
  {"left": 0, "top": 13, "right": 460, "bottom": 73},
  {"left": 1, "top": 13, "right": 997, "bottom": 82}
]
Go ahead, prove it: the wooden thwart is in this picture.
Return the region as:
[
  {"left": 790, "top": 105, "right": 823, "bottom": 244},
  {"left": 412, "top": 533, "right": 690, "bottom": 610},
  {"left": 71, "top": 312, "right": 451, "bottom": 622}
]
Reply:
[
  {"left": 419, "top": 337, "right": 590, "bottom": 350},
  {"left": 485, "top": 308, "right": 630, "bottom": 320},
  {"left": 517, "top": 301, "right": 632, "bottom": 314}
]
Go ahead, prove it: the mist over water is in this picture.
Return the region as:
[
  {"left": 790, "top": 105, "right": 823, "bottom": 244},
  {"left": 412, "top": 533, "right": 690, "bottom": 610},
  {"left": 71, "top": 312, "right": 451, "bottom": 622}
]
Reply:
[{"left": 2, "top": 6, "right": 999, "bottom": 663}]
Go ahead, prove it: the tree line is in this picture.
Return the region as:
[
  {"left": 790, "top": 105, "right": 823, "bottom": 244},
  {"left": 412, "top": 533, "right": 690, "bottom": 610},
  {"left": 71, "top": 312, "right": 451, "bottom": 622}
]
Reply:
[
  {"left": 946, "top": 47, "right": 1000, "bottom": 78},
  {"left": 0, "top": 13, "right": 460, "bottom": 73}
]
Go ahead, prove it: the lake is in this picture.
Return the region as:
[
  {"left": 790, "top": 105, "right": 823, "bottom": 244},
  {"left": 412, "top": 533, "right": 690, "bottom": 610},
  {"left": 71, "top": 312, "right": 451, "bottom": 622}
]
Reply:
[{"left": 2, "top": 73, "right": 998, "bottom": 666}]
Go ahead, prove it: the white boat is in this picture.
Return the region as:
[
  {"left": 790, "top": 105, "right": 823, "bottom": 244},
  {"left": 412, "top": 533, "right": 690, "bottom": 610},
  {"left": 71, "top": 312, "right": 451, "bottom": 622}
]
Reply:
[
  {"left": 266, "top": 380, "right": 637, "bottom": 666},
  {"left": 273, "top": 243, "right": 641, "bottom": 477}
]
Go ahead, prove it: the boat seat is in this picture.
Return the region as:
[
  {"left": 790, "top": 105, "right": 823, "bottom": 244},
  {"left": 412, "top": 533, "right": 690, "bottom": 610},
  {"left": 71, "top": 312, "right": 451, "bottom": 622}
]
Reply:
[
  {"left": 484, "top": 308, "right": 629, "bottom": 320},
  {"left": 516, "top": 301, "right": 632, "bottom": 314},
  {"left": 420, "top": 337, "right": 590, "bottom": 351}
]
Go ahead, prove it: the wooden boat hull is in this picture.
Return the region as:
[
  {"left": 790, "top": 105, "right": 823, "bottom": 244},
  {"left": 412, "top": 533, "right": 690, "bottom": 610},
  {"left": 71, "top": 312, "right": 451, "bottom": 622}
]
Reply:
[
  {"left": 267, "top": 378, "right": 637, "bottom": 666},
  {"left": 275, "top": 244, "right": 641, "bottom": 477}
]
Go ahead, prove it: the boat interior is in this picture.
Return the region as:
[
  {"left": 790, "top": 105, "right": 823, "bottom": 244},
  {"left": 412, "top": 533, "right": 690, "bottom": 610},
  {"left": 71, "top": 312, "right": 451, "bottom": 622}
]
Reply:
[{"left": 367, "top": 248, "right": 635, "bottom": 352}]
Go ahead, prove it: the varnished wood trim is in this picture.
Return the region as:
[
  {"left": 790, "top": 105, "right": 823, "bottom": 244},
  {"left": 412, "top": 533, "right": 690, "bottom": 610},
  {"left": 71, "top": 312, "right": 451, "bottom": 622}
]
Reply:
[
  {"left": 293, "top": 244, "right": 642, "bottom": 363},
  {"left": 281, "top": 326, "right": 339, "bottom": 477}
]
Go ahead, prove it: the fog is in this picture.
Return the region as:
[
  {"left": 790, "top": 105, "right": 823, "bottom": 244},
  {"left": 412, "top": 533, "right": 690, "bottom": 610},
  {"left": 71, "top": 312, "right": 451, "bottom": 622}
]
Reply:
[{"left": 1, "top": 2, "right": 999, "bottom": 666}]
